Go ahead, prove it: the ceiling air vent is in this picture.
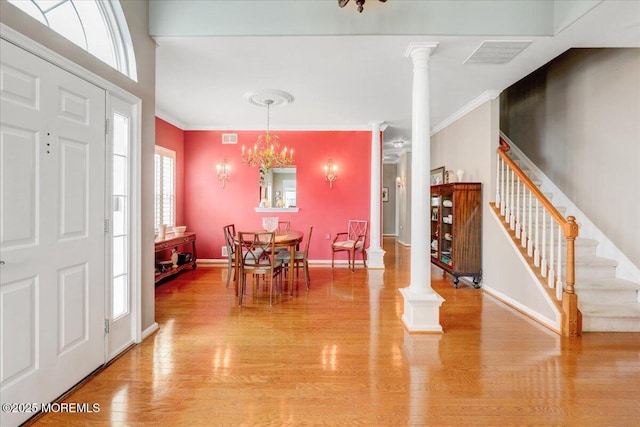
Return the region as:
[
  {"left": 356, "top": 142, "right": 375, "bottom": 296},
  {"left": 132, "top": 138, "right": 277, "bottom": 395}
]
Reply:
[
  {"left": 464, "top": 41, "right": 533, "bottom": 64},
  {"left": 222, "top": 133, "right": 237, "bottom": 144}
]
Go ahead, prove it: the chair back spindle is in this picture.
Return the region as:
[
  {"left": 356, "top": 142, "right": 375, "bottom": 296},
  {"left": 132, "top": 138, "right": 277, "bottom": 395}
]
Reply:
[
  {"left": 222, "top": 224, "right": 236, "bottom": 288},
  {"left": 238, "top": 231, "right": 282, "bottom": 306}
]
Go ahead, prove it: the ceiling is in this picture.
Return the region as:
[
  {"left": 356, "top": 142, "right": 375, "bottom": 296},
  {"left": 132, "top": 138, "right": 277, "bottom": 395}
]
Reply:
[{"left": 152, "top": 0, "right": 640, "bottom": 163}]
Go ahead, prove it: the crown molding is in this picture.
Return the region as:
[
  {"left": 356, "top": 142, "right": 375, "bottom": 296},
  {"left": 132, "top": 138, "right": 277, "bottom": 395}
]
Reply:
[
  {"left": 431, "top": 90, "right": 501, "bottom": 135},
  {"left": 180, "top": 123, "right": 378, "bottom": 132},
  {"left": 155, "top": 109, "right": 187, "bottom": 130}
]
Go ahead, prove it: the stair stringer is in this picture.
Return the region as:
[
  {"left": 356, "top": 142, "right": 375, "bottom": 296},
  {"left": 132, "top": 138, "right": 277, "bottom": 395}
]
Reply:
[{"left": 483, "top": 205, "right": 561, "bottom": 333}]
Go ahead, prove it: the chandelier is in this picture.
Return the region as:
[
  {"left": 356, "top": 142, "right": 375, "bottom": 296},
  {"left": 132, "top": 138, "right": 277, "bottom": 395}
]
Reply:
[
  {"left": 241, "top": 99, "right": 294, "bottom": 171},
  {"left": 338, "top": 0, "right": 387, "bottom": 13}
]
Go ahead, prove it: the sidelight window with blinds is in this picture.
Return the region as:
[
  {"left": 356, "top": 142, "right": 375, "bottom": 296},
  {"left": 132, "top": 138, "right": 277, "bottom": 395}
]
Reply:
[{"left": 154, "top": 146, "right": 175, "bottom": 230}]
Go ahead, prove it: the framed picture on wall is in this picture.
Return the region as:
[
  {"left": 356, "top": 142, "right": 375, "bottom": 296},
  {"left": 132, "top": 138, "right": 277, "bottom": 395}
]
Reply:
[
  {"left": 382, "top": 187, "right": 389, "bottom": 202},
  {"left": 430, "top": 166, "right": 445, "bottom": 185}
]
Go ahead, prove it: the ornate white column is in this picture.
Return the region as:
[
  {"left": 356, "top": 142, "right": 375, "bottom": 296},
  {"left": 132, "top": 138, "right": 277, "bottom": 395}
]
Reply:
[
  {"left": 366, "top": 121, "right": 386, "bottom": 269},
  {"left": 399, "top": 42, "right": 444, "bottom": 332}
]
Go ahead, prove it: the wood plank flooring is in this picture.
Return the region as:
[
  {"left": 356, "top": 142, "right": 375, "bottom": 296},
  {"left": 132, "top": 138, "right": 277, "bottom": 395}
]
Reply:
[{"left": 30, "top": 237, "right": 640, "bottom": 426}]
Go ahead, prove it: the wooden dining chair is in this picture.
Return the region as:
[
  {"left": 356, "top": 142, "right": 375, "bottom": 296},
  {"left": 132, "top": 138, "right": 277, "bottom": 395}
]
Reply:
[
  {"left": 331, "top": 220, "right": 368, "bottom": 271},
  {"left": 268, "top": 220, "right": 291, "bottom": 255},
  {"left": 238, "top": 231, "right": 283, "bottom": 306},
  {"left": 276, "top": 226, "right": 313, "bottom": 290},
  {"left": 277, "top": 221, "right": 290, "bottom": 233},
  {"left": 222, "top": 224, "right": 236, "bottom": 288}
]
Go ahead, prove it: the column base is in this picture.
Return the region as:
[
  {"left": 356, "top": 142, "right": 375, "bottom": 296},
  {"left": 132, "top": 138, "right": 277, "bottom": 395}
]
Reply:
[
  {"left": 399, "top": 287, "right": 445, "bottom": 332},
  {"left": 366, "top": 247, "right": 386, "bottom": 269}
]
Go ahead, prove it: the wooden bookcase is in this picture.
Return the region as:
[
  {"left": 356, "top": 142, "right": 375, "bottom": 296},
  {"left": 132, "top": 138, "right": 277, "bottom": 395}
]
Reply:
[{"left": 430, "top": 183, "right": 482, "bottom": 288}]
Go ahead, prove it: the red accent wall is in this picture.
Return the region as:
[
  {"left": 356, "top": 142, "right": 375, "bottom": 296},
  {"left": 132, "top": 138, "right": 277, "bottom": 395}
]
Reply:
[
  {"left": 182, "top": 130, "right": 372, "bottom": 260},
  {"left": 155, "top": 118, "right": 185, "bottom": 226}
]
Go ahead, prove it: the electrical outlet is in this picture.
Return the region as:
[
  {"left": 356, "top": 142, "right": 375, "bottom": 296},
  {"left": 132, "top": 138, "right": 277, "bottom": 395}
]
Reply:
[
  {"left": 326, "top": 234, "right": 331, "bottom": 240},
  {"left": 222, "top": 246, "right": 228, "bottom": 257}
]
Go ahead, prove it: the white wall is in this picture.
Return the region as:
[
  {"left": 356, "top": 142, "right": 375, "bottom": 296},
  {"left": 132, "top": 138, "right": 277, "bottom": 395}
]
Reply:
[
  {"left": 431, "top": 99, "right": 558, "bottom": 328},
  {"left": 501, "top": 48, "right": 640, "bottom": 270},
  {"left": 382, "top": 163, "right": 397, "bottom": 235},
  {"left": 397, "top": 152, "right": 411, "bottom": 245}
]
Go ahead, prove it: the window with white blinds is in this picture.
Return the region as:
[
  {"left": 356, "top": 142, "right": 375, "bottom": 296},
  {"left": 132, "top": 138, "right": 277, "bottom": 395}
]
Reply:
[{"left": 154, "top": 146, "right": 175, "bottom": 230}]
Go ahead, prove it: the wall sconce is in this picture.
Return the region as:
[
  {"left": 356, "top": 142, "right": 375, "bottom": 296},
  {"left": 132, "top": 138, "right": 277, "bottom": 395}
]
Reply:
[
  {"left": 324, "top": 159, "right": 338, "bottom": 188},
  {"left": 216, "top": 159, "right": 230, "bottom": 189},
  {"left": 396, "top": 175, "right": 405, "bottom": 188}
]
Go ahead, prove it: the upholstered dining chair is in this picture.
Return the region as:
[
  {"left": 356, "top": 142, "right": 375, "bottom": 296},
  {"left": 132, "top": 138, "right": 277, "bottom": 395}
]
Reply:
[
  {"left": 276, "top": 226, "right": 313, "bottom": 290},
  {"left": 222, "top": 224, "right": 236, "bottom": 288},
  {"left": 331, "top": 220, "right": 368, "bottom": 271},
  {"left": 238, "top": 231, "right": 283, "bottom": 306}
]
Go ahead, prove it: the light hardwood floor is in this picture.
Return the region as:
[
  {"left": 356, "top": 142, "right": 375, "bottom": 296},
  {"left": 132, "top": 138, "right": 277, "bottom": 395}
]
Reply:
[{"left": 30, "top": 237, "right": 640, "bottom": 426}]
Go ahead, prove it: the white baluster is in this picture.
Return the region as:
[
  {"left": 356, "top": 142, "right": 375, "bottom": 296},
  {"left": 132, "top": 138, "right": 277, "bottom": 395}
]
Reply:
[
  {"left": 527, "top": 191, "right": 533, "bottom": 256},
  {"left": 534, "top": 198, "right": 540, "bottom": 266},
  {"left": 496, "top": 154, "right": 501, "bottom": 209},
  {"left": 515, "top": 177, "right": 521, "bottom": 239},
  {"left": 505, "top": 164, "right": 511, "bottom": 223},
  {"left": 541, "top": 210, "right": 547, "bottom": 277},
  {"left": 548, "top": 220, "right": 555, "bottom": 288},
  {"left": 509, "top": 169, "right": 515, "bottom": 230},
  {"left": 521, "top": 186, "right": 528, "bottom": 248},
  {"left": 500, "top": 158, "right": 506, "bottom": 217},
  {"left": 556, "top": 225, "right": 563, "bottom": 292}
]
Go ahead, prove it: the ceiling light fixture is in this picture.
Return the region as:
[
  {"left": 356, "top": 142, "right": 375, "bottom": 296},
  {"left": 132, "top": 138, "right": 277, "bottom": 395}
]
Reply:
[
  {"left": 338, "top": 0, "right": 387, "bottom": 14},
  {"left": 242, "top": 92, "right": 295, "bottom": 171}
]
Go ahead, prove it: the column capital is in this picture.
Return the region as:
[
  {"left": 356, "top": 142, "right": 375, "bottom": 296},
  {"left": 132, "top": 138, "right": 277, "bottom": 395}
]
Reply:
[{"left": 404, "top": 42, "right": 439, "bottom": 59}]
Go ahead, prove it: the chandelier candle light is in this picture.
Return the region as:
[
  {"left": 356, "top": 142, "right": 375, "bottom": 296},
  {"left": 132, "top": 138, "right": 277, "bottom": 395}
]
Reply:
[{"left": 241, "top": 99, "right": 294, "bottom": 171}]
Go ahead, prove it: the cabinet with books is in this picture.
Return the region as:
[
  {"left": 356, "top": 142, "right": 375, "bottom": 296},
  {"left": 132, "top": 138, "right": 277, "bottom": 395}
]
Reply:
[{"left": 430, "top": 183, "right": 482, "bottom": 288}]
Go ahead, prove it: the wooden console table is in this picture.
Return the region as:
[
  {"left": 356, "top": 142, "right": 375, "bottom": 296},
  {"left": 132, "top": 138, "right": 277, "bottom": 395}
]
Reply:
[{"left": 155, "top": 232, "right": 197, "bottom": 284}]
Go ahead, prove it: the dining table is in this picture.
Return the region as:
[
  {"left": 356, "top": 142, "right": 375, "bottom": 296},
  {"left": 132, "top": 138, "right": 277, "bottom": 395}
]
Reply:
[{"left": 234, "top": 230, "right": 304, "bottom": 297}]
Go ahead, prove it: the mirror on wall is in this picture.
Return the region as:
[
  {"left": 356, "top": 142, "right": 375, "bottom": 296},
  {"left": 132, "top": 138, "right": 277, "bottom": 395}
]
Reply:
[{"left": 259, "top": 167, "right": 296, "bottom": 208}]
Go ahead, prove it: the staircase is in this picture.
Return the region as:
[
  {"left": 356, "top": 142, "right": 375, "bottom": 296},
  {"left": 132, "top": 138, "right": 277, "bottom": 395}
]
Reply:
[{"left": 501, "top": 142, "right": 640, "bottom": 333}]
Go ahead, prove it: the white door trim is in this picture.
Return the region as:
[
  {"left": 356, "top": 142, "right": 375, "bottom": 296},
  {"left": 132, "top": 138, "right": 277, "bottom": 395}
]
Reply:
[{"left": 1, "top": 23, "right": 143, "bottom": 347}]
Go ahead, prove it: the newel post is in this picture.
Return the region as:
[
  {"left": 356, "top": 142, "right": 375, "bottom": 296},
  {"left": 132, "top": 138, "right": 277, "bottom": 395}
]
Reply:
[
  {"left": 563, "top": 216, "right": 579, "bottom": 294},
  {"left": 562, "top": 216, "right": 581, "bottom": 336}
]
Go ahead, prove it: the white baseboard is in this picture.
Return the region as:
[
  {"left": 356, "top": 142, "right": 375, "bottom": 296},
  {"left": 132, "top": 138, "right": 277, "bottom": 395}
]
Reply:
[
  {"left": 482, "top": 284, "right": 559, "bottom": 334},
  {"left": 141, "top": 322, "right": 159, "bottom": 341}
]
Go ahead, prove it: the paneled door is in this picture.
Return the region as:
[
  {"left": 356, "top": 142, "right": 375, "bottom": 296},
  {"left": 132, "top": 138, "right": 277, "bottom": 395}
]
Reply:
[{"left": 0, "top": 40, "right": 106, "bottom": 427}]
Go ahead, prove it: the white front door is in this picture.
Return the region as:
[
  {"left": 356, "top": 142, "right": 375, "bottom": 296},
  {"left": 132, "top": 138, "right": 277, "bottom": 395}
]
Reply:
[{"left": 0, "top": 39, "right": 106, "bottom": 427}]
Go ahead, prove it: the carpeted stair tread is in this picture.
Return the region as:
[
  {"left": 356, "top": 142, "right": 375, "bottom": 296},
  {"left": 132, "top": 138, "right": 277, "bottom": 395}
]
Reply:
[{"left": 579, "top": 303, "right": 640, "bottom": 318}]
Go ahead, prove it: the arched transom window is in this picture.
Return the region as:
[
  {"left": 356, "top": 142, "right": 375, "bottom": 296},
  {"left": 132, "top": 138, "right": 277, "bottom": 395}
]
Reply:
[{"left": 8, "top": 0, "right": 137, "bottom": 80}]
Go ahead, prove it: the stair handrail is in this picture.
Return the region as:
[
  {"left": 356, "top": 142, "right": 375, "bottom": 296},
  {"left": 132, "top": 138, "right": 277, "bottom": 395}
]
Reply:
[{"left": 496, "top": 136, "right": 580, "bottom": 336}]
